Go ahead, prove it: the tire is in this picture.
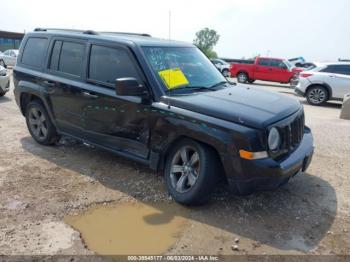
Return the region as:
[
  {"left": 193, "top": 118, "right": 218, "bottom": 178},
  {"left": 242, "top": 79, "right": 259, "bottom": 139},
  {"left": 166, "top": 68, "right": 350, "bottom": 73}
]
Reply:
[
  {"left": 237, "top": 72, "right": 248, "bottom": 83},
  {"left": 0, "top": 60, "right": 6, "bottom": 68},
  {"left": 248, "top": 79, "right": 255, "bottom": 83},
  {"left": 25, "top": 100, "right": 59, "bottom": 145},
  {"left": 0, "top": 91, "right": 5, "bottom": 97},
  {"left": 222, "top": 69, "right": 230, "bottom": 77},
  {"left": 306, "top": 85, "right": 328, "bottom": 105},
  {"left": 164, "top": 139, "right": 220, "bottom": 205}
]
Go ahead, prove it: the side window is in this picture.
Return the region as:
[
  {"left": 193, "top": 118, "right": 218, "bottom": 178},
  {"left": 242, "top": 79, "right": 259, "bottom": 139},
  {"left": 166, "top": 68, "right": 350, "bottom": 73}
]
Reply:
[
  {"left": 88, "top": 45, "right": 140, "bottom": 85},
  {"left": 258, "top": 59, "right": 270, "bottom": 66},
  {"left": 21, "top": 38, "right": 48, "bottom": 68},
  {"left": 321, "top": 65, "right": 350, "bottom": 75},
  {"left": 270, "top": 60, "right": 281, "bottom": 67},
  {"left": 3, "top": 50, "right": 10, "bottom": 56},
  {"left": 59, "top": 42, "right": 85, "bottom": 77},
  {"left": 341, "top": 65, "right": 350, "bottom": 75}
]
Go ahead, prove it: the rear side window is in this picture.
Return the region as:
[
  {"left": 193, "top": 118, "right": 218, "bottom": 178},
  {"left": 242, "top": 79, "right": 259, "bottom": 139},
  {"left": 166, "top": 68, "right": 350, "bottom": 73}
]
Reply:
[
  {"left": 258, "top": 59, "right": 270, "bottom": 66},
  {"left": 59, "top": 42, "right": 85, "bottom": 76},
  {"left": 88, "top": 45, "right": 140, "bottom": 85},
  {"left": 321, "top": 65, "right": 350, "bottom": 75},
  {"left": 21, "top": 38, "right": 48, "bottom": 68}
]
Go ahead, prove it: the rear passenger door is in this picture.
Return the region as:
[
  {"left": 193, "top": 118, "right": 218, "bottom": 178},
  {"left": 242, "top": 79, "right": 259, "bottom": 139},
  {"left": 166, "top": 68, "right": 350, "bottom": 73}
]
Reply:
[
  {"left": 45, "top": 38, "right": 88, "bottom": 136},
  {"left": 327, "top": 65, "right": 350, "bottom": 99},
  {"left": 254, "top": 58, "right": 271, "bottom": 81}
]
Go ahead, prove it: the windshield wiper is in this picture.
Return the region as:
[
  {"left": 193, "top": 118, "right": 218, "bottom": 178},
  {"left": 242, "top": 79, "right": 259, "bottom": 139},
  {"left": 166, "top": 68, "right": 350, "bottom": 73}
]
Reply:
[
  {"left": 209, "top": 81, "right": 229, "bottom": 88},
  {"left": 165, "top": 86, "right": 215, "bottom": 94}
]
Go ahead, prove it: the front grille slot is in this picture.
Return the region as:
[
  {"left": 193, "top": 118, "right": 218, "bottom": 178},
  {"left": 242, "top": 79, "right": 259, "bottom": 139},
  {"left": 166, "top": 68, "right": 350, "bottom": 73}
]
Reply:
[
  {"left": 276, "top": 111, "right": 305, "bottom": 159},
  {"left": 284, "top": 112, "right": 304, "bottom": 152}
]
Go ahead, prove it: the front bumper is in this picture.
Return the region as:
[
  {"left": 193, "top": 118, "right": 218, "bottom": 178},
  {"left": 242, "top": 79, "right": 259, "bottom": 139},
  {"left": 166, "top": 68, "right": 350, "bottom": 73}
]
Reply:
[
  {"left": 225, "top": 129, "right": 314, "bottom": 194},
  {"left": 0, "top": 74, "right": 10, "bottom": 93}
]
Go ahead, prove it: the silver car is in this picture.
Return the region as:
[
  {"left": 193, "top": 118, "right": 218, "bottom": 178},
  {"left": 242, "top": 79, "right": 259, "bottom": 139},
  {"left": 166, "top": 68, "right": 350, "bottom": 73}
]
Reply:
[
  {"left": 0, "top": 65, "right": 10, "bottom": 96},
  {"left": 295, "top": 62, "right": 350, "bottom": 105},
  {"left": 0, "top": 49, "right": 19, "bottom": 68}
]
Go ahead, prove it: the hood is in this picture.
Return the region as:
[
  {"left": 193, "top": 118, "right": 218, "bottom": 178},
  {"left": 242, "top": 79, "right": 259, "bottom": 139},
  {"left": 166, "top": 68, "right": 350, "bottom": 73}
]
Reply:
[{"left": 161, "top": 86, "right": 301, "bottom": 129}]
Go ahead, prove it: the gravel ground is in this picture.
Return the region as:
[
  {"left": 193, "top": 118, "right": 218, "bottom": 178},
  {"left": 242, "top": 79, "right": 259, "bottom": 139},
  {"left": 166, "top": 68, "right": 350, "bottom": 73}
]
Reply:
[{"left": 0, "top": 74, "right": 349, "bottom": 256}]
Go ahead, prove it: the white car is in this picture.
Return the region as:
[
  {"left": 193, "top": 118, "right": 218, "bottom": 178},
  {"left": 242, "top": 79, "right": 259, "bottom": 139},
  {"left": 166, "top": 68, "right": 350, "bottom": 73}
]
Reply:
[
  {"left": 211, "top": 59, "right": 231, "bottom": 77},
  {"left": 0, "top": 65, "right": 10, "bottom": 96},
  {"left": 294, "top": 62, "right": 350, "bottom": 105},
  {"left": 0, "top": 49, "right": 19, "bottom": 68}
]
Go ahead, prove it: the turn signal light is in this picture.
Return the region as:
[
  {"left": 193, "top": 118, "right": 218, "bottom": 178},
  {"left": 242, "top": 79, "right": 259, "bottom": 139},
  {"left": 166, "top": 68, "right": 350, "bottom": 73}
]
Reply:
[{"left": 239, "top": 150, "right": 268, "bottom": 160}]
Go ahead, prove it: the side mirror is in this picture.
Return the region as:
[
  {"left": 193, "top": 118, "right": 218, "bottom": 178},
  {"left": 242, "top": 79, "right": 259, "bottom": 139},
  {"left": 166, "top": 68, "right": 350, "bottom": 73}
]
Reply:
[{"left": 115, "top": 77, "right": 148, "bottom": 97}]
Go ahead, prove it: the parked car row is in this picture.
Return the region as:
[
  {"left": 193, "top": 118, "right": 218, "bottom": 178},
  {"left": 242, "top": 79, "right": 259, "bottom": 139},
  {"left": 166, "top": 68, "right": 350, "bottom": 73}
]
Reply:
[
  {"left": 0, "top": 65, "right": 10, "bottom": 96},
  {"left": 0, "top": 49, "right": 19, "bottom": 68},
  {"left": 211, "top": 59, "right": 231, "bottom": 77}
]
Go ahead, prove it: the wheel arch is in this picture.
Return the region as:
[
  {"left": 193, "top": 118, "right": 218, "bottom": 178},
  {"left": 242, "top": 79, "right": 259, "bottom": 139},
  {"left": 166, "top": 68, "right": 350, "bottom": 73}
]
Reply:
[
  {"left": 306, "top": 83, "right": 332, "bottom": 99},
  {"left": 155, "top": 135, "right": 227, "bottom": 182}
]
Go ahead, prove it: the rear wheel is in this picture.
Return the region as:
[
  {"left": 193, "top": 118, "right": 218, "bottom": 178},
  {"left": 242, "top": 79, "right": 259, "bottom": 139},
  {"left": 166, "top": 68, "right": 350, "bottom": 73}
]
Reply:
[
  {"left": 237, "top": 72, "right": 248, "bottom": 83},
  {"left": 306, "top": 85, "right": 328, "bottom": 105},
  {"left": 25, "top": 100, "right": 59, "bottom": 145},
  {"left": 164, "top": 139, "right": 220, "bottom": 205}
]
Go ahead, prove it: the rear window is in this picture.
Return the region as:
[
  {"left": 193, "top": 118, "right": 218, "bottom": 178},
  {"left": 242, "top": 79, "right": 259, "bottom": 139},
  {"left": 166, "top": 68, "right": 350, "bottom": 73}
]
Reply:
[
  {"left": 21, "top": 37, "right": 48, "bottom": 68},
  {"left": 88, "top": 45, "right": 140, "bottom": 85}
]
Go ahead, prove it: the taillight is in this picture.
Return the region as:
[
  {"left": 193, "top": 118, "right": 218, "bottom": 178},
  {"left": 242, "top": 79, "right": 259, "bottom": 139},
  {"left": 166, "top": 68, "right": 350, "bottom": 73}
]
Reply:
[{"left": 300, "top": 73, "right": 313, "bottom": 78}]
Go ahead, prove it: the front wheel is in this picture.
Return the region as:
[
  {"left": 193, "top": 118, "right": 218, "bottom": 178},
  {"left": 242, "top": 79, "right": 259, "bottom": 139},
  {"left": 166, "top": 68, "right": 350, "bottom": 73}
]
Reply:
[
  {"left": 237, "top": 72, "right": 248, "bottom": 83},
  {"left": 164, "top": 139, "right": 220, "bottom": 205},
  {"left": 25, "top": 100, "right": 59, "bottom": 145},
  {"left": 306, "top": 85, "right": 328, "bottom": 105}
]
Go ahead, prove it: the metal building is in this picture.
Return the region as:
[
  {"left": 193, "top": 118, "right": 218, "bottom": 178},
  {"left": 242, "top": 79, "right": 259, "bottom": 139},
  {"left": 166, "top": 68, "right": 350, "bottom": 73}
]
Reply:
[{"left": 0, "top": 30, "right": 24, "bottom": 52}]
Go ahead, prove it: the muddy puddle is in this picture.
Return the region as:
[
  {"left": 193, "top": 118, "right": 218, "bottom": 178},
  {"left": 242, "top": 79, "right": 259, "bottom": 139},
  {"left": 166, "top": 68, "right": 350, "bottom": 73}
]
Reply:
[{"left": 65, "top": 202, "right": 190, "bottom": 255}]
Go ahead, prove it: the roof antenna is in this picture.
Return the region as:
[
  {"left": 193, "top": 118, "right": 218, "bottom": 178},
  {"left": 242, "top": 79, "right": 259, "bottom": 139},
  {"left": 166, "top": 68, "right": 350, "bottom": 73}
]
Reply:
[{"left": 168, "top": 10, "right": 171, "bottom": 41}]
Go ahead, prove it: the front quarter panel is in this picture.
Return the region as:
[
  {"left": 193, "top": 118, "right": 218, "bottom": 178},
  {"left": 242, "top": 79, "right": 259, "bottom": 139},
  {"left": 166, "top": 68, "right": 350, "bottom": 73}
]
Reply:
[{"left": 150, "top": 102, "right": 265, "bottom": 179}]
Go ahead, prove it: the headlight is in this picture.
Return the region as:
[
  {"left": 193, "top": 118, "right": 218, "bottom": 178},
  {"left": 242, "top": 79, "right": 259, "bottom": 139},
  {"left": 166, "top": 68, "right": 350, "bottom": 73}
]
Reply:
[{"left": 268, "top": 127, "right": 281, "bottom": 151}]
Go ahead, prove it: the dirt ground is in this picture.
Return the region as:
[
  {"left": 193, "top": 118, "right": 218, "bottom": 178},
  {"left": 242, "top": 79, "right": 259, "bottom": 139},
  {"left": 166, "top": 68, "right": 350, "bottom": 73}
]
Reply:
[{"left": 0, "top": 72, "right": 349, "bottom": 257}]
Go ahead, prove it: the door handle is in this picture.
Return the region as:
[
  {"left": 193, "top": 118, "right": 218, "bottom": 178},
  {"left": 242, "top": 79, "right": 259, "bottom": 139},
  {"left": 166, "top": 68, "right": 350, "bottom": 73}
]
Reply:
[
  {"left": 82, "top": 91, "right": 99, "bottom": 99},
  {"left": 43, "top": 80, "right": 55, "bottom": 87}
]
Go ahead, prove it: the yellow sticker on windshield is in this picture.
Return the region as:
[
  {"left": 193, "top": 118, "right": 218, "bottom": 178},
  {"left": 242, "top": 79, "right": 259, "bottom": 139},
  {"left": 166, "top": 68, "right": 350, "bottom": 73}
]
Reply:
[{"left": 158, "top": 68, "right": 189, "bottom": 90}]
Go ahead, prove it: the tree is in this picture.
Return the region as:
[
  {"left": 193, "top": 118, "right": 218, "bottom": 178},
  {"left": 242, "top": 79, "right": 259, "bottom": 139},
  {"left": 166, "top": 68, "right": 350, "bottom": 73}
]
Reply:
[{"left": 193, "top": 28, "right": 220, "bottom": 59}]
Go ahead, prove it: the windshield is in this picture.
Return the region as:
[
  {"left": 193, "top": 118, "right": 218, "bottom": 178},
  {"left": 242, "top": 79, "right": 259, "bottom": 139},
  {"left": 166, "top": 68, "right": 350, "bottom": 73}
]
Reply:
[{"left": 142, "top": 47, "right": 227, "bottom": 93}]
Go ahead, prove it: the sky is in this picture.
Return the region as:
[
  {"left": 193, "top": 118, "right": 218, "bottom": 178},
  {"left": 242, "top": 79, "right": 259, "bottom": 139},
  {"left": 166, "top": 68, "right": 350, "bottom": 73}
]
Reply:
[{"left": 1, "top": 0, "right": 349, "bottom": 62}]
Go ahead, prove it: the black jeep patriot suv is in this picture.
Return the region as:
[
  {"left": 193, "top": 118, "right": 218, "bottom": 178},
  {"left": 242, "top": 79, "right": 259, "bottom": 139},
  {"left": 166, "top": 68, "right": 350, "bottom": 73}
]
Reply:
[{"left": 13, "top": 28, "right": 314, "bottom": 205}]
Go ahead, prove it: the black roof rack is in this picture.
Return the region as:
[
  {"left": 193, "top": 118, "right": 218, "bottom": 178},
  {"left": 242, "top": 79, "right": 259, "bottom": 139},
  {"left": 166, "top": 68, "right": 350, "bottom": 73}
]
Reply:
[
  {"left": 101, "top": 32, "right": 151, "bottom": 37},
  {"left": 33, "top": 28, "right": 151, "bottom": 37},
  {"left": 34, "top": 28, "right": 98, "bottom": 35}
]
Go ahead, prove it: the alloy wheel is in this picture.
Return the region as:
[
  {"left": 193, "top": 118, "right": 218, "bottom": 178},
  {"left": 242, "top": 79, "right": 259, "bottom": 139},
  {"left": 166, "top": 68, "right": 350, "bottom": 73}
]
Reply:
[
  {"left": 309, "top": 88, "right": 326, "bottom": 104},
  {"left": 28, "top": 107, "right": 48, "bottom": 140},
  {"left": 170, "top": 145, "right": 200, "bottom": 193}
]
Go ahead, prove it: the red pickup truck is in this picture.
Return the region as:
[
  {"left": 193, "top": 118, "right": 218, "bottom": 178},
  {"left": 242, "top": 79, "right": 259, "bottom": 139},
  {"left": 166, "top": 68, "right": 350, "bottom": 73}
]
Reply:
[{"left": 229, "top": 57, "right": 303, "bottom": 84}]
